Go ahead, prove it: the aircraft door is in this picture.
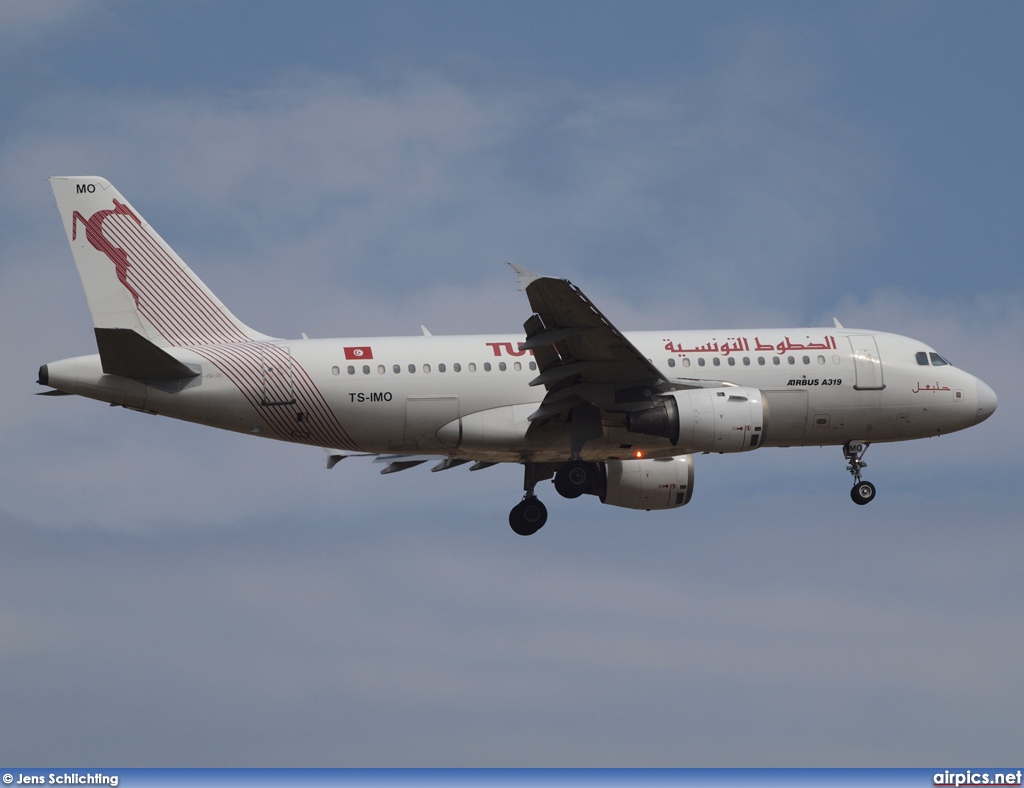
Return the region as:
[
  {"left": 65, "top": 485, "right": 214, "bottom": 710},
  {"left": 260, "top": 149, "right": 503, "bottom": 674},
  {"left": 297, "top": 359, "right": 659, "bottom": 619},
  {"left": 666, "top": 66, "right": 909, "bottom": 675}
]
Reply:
[
  {"left": 848, "top": 335, "right": 885, "bottom": 390},
  {"left": 260, "top": 345, "right": 297, "bottom": 406}
]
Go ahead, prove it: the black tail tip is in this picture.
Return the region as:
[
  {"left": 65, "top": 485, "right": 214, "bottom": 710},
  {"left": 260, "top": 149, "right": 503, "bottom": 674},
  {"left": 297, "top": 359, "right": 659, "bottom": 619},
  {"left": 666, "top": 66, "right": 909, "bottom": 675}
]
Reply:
[{"left": 37, "top": 364, "right": 48, "bottom": 386}]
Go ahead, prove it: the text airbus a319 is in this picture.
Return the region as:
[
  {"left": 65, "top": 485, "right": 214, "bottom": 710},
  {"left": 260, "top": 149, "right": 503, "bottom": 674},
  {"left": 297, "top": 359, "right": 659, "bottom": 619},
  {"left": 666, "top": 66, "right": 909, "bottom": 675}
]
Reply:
[{"left": 38, "top": 177, "right": 998, "bottom": 535}]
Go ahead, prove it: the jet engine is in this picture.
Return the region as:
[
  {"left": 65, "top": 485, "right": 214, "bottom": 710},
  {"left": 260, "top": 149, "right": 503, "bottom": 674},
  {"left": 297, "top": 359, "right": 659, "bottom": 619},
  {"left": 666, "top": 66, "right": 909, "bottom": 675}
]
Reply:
[
  {"left": 591, "top": 455, "right": 694, "bottom": 510},
  {"left": 627, "top": 386, "right": 766, "bottom": 453}
]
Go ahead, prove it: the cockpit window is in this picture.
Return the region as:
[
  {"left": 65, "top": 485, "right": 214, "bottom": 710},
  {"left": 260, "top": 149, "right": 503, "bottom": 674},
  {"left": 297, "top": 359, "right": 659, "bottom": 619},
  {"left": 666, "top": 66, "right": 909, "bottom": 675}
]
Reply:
[
  {"left": 929, "top": 352, "right": 950, "bottom": 366},
  {"left": 915, "top": 351, "right": 929, "bottom": 366}
]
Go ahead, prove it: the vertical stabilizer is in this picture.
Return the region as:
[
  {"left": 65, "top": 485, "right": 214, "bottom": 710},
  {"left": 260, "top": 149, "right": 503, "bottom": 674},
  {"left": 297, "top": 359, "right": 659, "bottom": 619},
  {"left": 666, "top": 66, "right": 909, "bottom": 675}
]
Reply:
[{"left": 50, "top": 176, "right": 273, "bottom": 347}]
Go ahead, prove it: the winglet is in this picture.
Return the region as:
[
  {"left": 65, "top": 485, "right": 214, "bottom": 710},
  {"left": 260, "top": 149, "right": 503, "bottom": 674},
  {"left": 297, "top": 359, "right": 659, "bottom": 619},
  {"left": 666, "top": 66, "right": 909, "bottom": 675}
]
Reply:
[
  {"left": 833, "top": 317, "right": 844, "bottom": 329},
  {"left": 508, "top": 262, "right": 543, "bottom": 292}
]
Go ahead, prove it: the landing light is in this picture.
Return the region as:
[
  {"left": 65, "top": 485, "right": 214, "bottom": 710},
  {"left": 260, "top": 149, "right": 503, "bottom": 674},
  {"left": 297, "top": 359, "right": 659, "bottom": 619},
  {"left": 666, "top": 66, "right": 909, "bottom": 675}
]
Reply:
[{"left": 635, "top": 450, "right": 643, "bottom": 458}]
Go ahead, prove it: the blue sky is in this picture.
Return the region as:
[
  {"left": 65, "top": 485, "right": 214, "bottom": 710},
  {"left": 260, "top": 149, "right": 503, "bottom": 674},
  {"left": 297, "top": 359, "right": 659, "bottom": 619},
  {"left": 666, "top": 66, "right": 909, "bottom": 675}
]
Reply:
[{"left": 0, "top": 0, "right": 1021, "bottom": 766}]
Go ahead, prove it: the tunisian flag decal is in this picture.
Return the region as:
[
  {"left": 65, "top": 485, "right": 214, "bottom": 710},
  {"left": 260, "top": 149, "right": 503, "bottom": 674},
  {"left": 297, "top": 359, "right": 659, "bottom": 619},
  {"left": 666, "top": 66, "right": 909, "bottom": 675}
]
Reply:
[{"left": 344, "top": 346, "right": 373, "bottom": 360}]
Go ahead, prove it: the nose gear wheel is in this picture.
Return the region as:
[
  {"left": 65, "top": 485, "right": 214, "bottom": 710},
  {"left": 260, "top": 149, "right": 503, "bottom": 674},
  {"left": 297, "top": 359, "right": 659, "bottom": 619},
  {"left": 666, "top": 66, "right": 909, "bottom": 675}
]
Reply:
[{"left": 843, "top": 441, "right": 876, "bottom": 505}]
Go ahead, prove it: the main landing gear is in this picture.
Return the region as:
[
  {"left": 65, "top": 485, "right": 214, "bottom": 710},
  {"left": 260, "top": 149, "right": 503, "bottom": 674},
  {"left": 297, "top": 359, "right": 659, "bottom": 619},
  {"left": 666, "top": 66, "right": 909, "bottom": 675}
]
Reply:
[
  {"left": 844, "top": 440, "right": 876, "bottom": 505},
  {"left": 509, "top": 497, "right": 547, "bottom": 536},
  {"left": 508, "top": 459, "right": 603, "bottom": 535},
  {"left": 509, "top": 463, "right": 551, "bottom": 536},
  {"left": 553, "top": 459, "right": 599, "bottom": 499}
]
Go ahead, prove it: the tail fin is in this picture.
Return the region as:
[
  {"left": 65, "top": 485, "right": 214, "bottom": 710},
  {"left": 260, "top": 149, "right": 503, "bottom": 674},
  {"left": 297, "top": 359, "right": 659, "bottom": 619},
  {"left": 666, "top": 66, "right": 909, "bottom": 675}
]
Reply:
[{"left": 50, "top": 176, "right": 272, "bottom": 347}]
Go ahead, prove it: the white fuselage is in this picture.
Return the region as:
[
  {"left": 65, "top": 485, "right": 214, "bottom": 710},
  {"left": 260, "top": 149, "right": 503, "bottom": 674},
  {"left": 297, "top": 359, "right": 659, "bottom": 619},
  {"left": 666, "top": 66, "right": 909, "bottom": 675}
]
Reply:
[{"left": 44, "top": 327, "right": 995, "bottom": 463}]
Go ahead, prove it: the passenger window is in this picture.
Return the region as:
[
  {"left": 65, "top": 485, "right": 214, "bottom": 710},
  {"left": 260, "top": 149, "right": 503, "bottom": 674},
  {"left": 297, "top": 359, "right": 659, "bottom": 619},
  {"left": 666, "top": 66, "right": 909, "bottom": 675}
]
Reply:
[
  {"left": 438, "top": 363, "right": 446, "bottom": 373},
  {"left": 529, "top": 361, "right": 537, "bottom": 371},
  {"left": 408, "top": 364, "right": 416, "bottom": 373},
  {"left": 698, "top": 358, "right": 706, "bottom": 367},
  {"left": 514, "top": 361, "right": 522, "bottom": 371},
  {"left": 682, "top": 358, "right": 691, "bottom": 367},
  {"left": 423, "top": 364, "right": 431, "bottom": 373},
  {"left": 930, "top": 352, "right": 949, "bottom": 366},
  {"left": 757, "top": 357, "right": 765, "bottom": 366},
  {"left": 377, "top": 365, "right": 385, "bottom": 374},
  {"left": 713, "top": 357, "right": 721, "bottom": 367},
  {"left": 787, "top": 356, "right": 795, "bottom": 365},
  {"left": 484, "top": 362, "right": 492, "bottom": 371},
  {"left": 727, "top": 357, "right": 735, "bottom": 366},
  {"left": 453, "top": 363, "right": 461, "bottom": 372},
  {"left": 817, "top": 355, "right": 825, "bottom": 365},
  {"left": 773, "top": 357, "right": 781, "bottom": 365},
  {"left": 468, "top": 362, "right": 477, "bottom": 372},
  {"left": 802, "top": 355, "right": 810, "bottom": 365},
  {"left": 332, "top": 366, "right": 340, "bottom": 376},
  {"left": 742, "top": 357, "right": 750, "bottom": 366},
  {"left": 499, "top": 362, "right": 507, "bottom": 371},
  {"left": 916, "top": 352, "right": 929, "bottom": 366},
  {"left": 668, "top": 358, "right": 676, "bottom": 368},
  {"left": 347, "top": 365, "right": 355, "bottom": 375},
  {"left": 393, "top": 364, "right": 401, "bottom": 374},
  {"left": 362, "top": 365, "right": 370, "bottom": 374}
]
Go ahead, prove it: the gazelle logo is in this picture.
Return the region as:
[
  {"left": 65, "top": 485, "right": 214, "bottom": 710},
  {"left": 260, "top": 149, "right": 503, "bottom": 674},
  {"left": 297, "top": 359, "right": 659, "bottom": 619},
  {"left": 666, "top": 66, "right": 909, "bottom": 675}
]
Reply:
[{"left": 71, "top": 200, "right": 143, "bottom": 306}]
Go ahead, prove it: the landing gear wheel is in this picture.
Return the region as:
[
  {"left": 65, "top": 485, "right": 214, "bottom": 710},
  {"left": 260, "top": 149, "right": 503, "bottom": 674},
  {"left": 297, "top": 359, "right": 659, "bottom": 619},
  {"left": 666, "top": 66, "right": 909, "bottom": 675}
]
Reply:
[
  {"left": 843, "top": 441, "right": 875, "bottom": 505},
  {"left": 850, "top": 480, "right": 876, "bottom": 505},
  {"left": 509, "top": 497, "right": 548, "bottom": 536},
  {"left": 554, "top": 460, "right": 597, "bottom": 499}
]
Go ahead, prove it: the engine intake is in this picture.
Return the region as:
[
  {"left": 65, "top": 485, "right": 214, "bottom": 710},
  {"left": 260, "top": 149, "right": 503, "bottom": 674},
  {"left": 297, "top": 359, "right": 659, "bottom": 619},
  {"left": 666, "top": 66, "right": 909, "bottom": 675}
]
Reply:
[
  {"left": 596, "top": 456, "right": 695, "bottom": 510},
  {"left": 627, "top": 386, "right": 767, "bottom": 453}
]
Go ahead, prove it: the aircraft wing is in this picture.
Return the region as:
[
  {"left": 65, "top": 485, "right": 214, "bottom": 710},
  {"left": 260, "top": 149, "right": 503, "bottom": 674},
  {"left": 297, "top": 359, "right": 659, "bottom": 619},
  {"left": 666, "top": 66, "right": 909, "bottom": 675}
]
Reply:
[
  {"left": 512, "top": 264, "right": 665, "bottom": 389},
  {"left": 510, "top": 264, "right": 681, "bottom": 429}
]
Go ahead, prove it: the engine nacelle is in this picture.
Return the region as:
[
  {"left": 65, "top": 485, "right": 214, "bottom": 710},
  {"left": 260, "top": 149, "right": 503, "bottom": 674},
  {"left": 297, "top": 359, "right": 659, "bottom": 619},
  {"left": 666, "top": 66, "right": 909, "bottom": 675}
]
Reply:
[
  {"left": 597, "top": 456, "right": 694, "bottom": 510},
  {"left": 627, "top": 386, "right": 766, "bottom": 453}
]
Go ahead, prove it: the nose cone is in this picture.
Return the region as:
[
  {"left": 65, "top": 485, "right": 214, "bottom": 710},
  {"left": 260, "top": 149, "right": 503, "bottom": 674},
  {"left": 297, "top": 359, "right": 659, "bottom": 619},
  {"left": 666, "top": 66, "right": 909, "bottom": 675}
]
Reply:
[{"left": 975, "top": 379, "right": 998, "bottom": 424}]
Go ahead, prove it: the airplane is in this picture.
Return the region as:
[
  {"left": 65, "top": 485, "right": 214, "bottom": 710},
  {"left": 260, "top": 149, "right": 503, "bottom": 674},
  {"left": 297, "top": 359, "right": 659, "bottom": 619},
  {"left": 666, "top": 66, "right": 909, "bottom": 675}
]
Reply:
[{"left": 37, "top": 176, "right": 998, "bottom": 535}]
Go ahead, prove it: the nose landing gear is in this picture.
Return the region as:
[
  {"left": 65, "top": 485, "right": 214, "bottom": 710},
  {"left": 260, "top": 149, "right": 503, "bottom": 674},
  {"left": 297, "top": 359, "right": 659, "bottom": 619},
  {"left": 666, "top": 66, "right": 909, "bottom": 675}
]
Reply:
[{"left": 844, "top": 441, "right": 876, "bottom": 505}]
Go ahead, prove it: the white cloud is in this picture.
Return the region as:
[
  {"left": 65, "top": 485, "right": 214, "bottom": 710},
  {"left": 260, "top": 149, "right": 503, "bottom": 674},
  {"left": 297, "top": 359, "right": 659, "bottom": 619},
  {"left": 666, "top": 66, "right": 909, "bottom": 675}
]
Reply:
[
  {"left": 0, "top": 0, "right": 99, "bottom": 48},
  {"left": 3, "top": 494, "right": 1022, "bottom": 764},
  {"left": 2, "top": 44, "right": 887, "bottom": 331}
]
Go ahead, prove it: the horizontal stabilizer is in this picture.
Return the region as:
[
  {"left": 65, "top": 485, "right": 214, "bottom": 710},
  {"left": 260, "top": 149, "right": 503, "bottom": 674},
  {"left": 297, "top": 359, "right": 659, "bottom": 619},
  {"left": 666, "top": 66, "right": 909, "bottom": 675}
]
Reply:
[{"left": 94, "top": 327, "right": 199, "bottom": 380}]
